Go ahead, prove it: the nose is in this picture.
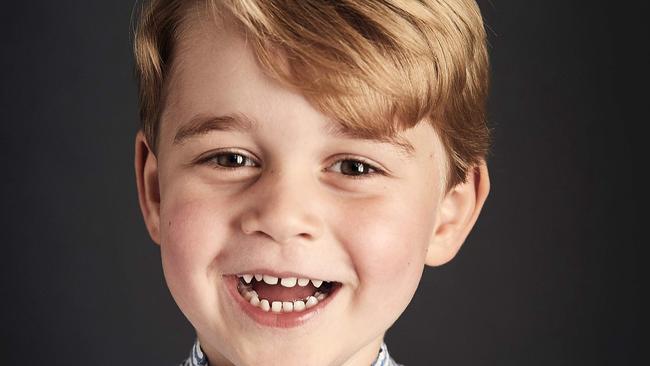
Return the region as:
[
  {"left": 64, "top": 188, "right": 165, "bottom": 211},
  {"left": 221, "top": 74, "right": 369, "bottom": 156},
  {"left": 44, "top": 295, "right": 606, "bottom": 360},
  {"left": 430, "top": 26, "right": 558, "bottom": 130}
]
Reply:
[{"left": 239, "top": 169, "right": 324, "bottom": 244}]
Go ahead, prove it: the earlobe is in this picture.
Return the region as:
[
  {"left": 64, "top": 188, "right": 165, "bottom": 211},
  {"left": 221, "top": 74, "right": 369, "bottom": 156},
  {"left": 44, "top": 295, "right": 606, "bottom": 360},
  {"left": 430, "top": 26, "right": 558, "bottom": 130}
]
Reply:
[
  {"left": 134, "top": 130, "right": 162, "bottom": 245},
  {"left": 425, "top": 163, "right": 490, "bottom": 266}
]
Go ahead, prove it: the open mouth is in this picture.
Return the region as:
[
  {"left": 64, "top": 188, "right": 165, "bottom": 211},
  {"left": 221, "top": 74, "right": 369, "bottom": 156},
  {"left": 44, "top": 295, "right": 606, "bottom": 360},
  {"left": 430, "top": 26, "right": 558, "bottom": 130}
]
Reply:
[{"left": 235, "top": 273, "right": 341, "bottom": 314}]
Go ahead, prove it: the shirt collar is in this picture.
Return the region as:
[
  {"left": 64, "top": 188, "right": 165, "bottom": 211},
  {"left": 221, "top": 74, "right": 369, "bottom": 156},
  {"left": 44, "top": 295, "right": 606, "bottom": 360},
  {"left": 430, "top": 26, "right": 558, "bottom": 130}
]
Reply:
[{"left": 181, "top": 338, "right": 400, "bottom": 366}]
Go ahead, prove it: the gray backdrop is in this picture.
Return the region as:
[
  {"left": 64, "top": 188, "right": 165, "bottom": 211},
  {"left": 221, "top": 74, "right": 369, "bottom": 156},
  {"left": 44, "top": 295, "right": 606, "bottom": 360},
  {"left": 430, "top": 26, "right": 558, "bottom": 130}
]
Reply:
[{"left": 1, "top": 1, "right": 645, "bottom": 365}]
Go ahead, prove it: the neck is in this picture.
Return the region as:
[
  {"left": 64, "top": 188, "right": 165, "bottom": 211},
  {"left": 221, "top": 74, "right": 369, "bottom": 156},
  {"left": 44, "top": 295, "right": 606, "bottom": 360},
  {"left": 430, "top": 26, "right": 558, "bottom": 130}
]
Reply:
[
  {"left": 339, "top": 334, "right": 385, "bottom": 366},
  {"left": 197, "top": 333, "right": 385, "bottom": 366}
]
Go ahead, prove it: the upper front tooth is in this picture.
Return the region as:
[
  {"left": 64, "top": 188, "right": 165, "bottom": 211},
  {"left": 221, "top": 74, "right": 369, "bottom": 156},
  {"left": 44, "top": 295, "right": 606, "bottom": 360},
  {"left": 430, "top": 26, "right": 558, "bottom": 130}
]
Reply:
[
  {"left": 311, "top": 279, "right": 323, "bottom": 288},
  {"left": 242, "top": 274, "right": 253, "bottom": 283},
  {"left": 280, "top": 277, "right": 297, "bottom": 287},
  {"left": 263, "top": 275, "right": 278, "bottom": 285},
  {"left": 297, "top": 278, "right": 310, "bottom": 286},
  {"left": 254, "top": 274, "right": 263, "bottom": 281}
]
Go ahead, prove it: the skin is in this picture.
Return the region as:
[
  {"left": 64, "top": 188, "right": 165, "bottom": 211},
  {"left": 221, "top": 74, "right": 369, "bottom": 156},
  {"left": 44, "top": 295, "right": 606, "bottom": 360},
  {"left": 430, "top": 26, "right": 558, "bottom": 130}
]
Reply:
[{"left": 135, "top": 12, "right": 489, "bottom": 366}]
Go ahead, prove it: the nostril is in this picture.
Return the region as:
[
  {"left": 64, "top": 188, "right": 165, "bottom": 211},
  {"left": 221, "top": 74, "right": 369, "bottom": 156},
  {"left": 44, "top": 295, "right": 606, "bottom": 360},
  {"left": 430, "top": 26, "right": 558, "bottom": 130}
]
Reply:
[
  {"left": 241, "top": 223, "right": 254, "bottom": 235},
  {"left": 240, "top": 212, "right": 259, "bottom": 235}
]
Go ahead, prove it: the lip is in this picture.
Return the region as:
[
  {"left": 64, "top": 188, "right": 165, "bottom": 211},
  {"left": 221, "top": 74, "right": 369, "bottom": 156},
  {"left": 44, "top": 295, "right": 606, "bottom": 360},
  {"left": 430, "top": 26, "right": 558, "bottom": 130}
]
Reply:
[{"left": 223, "top": 275, "right": 340, "bottom": 328}]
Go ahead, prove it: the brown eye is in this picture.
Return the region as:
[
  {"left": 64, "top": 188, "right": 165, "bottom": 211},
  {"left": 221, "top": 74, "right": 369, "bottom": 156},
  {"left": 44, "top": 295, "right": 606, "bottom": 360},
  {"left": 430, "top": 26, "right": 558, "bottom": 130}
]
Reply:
[
  {"left": 207, "top": 152, "right": 257, "bottom": 168},
  {"left": 331, "top": 159, "right": 379, "bottom": 177}
]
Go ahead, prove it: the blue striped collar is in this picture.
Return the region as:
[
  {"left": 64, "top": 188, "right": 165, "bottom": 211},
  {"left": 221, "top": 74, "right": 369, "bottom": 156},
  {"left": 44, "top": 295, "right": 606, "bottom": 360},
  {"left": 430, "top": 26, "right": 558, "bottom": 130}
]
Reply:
[{"left": 180, "top": 338, "right": 401, "bottom": 366}]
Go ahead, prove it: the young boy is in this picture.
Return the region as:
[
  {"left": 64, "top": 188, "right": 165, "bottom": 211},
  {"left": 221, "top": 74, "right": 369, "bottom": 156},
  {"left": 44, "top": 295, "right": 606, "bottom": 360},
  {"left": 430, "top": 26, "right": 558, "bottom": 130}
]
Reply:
[{"left": 132, "top": 0, "right": 490, "bottom": 365}]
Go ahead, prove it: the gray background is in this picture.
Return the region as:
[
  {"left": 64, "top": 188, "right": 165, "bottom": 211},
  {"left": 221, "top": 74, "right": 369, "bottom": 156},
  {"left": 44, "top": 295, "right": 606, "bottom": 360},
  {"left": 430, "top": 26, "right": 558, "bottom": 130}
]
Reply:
[{"left": 0, "top": 1, "right": 645, "bottom": 365}]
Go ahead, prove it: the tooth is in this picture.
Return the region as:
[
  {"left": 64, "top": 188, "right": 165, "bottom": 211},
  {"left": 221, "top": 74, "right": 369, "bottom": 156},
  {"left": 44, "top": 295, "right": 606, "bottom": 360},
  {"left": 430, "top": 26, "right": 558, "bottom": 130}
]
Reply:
[
  {"left": 242, "top": 274, "right": 253, "bottom": 283},
  {"left": 271, "top": 301, "right": 282, "bottom": 313},
  {"left": 305, "top": 296, "right": 318, "bottom": 308},
  {"left": 316, "top": 293, "right": 326, "bottom": 301},
  {"left": 243, "top": 290, "right": 256, "bottom": 301},
  {"left": 260, "top": 299, "right": 270, "bottom": 312},
  {"left": 297, "top": 278, "right": 310, "bottom": 287},
  {"left": 314, "top": 291, "right": 321, "bottom": 297},
  {"left": 254, "top": 274, "right": 263, "bottom": 281},
  {"left": 311, "top": 279, "right": 323, "bottom": 288},
  {"left": 293, "top": 300, "right": 306, "bottom": 312},
  {"left": 263, "top": 275, "right": 278, "bottom": 285},
  {"left": 250, "top": 295, "right": 260, "bottom": 307},
  {"left": 282, "top": 301, "right": 294, "bottom": 312},
  {"left": 280, "top": 277, "right": 297, "bottom": 287}
]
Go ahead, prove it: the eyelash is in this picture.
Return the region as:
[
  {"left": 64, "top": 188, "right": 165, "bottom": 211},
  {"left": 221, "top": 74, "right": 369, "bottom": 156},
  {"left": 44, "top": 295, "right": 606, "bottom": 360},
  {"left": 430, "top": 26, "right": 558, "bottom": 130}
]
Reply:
[
  {"left": 199, "top": 150, "right": 258, "bottom": 170},
  {"left": 328, "top": 157, "right": 383, "bottom": 179},
  {"left": 197, "top": 150, "right": 384, "bottom": 178}
]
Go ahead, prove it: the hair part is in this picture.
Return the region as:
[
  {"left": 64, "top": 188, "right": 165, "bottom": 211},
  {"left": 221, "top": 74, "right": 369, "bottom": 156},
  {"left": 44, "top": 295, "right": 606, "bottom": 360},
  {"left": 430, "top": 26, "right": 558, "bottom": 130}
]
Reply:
[{"left": 133, "top": 0, "right": 490, "bottom": 191}]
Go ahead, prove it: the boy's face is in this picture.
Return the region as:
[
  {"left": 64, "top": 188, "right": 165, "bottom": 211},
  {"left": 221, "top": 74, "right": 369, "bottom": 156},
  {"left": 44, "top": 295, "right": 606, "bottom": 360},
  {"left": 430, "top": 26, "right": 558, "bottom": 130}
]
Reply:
[{"left": 135, "top": 13, "right": 488, "bottom": 366}]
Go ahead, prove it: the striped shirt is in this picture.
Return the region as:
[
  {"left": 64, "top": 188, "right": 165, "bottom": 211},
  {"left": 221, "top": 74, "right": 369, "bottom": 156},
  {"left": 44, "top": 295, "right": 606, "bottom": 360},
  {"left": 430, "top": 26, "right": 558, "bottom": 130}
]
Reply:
[{"left": 180, "top": 338, "right": 402, "bottom": 366}]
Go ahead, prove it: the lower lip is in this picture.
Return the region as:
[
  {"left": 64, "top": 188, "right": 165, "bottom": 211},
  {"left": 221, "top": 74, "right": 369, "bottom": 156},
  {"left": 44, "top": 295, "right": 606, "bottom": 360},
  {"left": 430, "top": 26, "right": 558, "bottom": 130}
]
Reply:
[{"left": 224, "top": 275, "right": 340, "bottom": 328}]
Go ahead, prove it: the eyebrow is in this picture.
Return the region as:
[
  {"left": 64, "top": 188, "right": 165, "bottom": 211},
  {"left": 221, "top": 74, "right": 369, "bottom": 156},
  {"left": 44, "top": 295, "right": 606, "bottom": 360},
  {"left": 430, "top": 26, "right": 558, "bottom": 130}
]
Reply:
[
  {"left": 324, "top": 123, "right": 415, "bottom": 158},
  {"left": 173, "top": 113, "right": 415, "bottom": 158},
  {"left": 173, "top": 113, "right": 255, "bottom": 145}
]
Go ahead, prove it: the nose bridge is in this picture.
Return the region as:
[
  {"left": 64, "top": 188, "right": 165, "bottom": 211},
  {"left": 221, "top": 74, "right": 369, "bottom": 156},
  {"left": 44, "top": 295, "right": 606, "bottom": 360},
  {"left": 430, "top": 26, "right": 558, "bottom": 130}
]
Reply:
[{"left": 240, "top": 165, "right": 323, "bottom": 244}]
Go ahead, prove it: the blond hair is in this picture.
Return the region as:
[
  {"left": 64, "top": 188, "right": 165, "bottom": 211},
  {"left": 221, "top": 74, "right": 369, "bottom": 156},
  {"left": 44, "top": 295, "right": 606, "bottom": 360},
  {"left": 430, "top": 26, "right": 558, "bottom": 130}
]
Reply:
[{"left": 134, "top": 0, "right": 490, "bottom": 190}]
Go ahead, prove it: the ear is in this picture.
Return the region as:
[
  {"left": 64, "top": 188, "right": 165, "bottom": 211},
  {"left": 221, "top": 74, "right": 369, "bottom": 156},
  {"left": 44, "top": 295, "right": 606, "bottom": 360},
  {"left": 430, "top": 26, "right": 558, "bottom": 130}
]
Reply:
[
  {"left": 134, "top": 130, "right": 161, "bottom": 245},
  {"left": 425, "top": 162, "right": 490, "bottom": 266}
]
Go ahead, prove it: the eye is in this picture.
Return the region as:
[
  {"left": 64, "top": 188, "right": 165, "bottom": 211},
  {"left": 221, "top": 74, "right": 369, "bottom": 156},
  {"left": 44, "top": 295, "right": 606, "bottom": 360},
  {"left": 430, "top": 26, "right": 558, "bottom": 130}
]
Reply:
[
  {"left": 200, "top": 151, "right": 258, "bottom": 169},
  {"left": 329, "top": 158, "right": 382, "bottom": 178}
]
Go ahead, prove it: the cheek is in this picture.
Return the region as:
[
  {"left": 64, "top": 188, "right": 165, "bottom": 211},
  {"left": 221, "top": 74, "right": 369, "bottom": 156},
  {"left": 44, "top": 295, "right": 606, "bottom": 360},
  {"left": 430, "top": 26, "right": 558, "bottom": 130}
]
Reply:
[
  {"left": 158, "top": 175, "right": 233, "bottom": 264},
  {"left": 161, "top": 201, "right": 213, "bottom": 271},
  {"left": 157, "top": 189, "right": 232, "bottom": 309},
  {"left": 338, "top": 191, "right": 438, "bottom": 304}
]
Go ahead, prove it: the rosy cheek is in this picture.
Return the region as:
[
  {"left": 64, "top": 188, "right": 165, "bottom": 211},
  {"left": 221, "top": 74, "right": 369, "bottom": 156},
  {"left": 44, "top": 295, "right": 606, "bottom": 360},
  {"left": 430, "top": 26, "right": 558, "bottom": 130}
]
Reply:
[
  {"left": 340, "top": 196, "right": 435, "bottom": 300},
  {"left": 356, "top": 219, "right": 425, "bottom": 281},
  {"left": 159, "top": 197, "right": 225, "bottom": 285}
]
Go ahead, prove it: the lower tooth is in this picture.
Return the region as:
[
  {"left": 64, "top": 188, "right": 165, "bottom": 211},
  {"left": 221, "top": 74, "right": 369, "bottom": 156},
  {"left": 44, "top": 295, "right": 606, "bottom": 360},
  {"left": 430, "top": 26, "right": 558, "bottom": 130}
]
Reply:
[
  {"left": 271, "top": 301, "right": 282, "bottom": 313},
  {"left": 250, "top": 296, "right": 260, "bottom": 306},
  {"left": 245, "top": 292, "right": 324, "bottom": 312},
  {"left": 305, "top": 296, "right": 318, "bottom": 308},
  {"left": 293, "top": 300, "right": 306, "bottom": 312},
  {"left": 282, "top": 301, "right": 294, "bottom": 312},
  {"left": 260, "top": 299, "right": 270, "bottom": 312}
]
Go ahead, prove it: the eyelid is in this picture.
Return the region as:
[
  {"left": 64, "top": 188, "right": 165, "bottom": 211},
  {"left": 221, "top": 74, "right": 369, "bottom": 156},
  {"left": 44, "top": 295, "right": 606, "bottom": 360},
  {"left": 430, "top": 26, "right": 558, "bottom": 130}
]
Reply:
[
  {"left": 193, "top": 148, "right": 260, "bottom": 168},
  {"left": 191, "top": 150, "right": 388, "bottom": 178},
  {"left": 327, "top": 155, "right": 387, "bottom": 178}
]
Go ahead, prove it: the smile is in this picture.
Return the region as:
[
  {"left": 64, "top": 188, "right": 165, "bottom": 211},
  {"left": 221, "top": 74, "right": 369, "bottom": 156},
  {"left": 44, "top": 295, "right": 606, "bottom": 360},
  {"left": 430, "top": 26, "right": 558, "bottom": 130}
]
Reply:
[{"left": 225, "top": 272, "right": 341, "bottom": 328}]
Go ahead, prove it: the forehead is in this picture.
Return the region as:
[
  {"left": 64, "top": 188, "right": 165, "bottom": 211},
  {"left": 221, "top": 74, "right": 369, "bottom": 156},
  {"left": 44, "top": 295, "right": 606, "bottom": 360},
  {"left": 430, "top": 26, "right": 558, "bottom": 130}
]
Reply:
[{"left": 160, "top": 8, "right": 431, "bottom": 159}]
